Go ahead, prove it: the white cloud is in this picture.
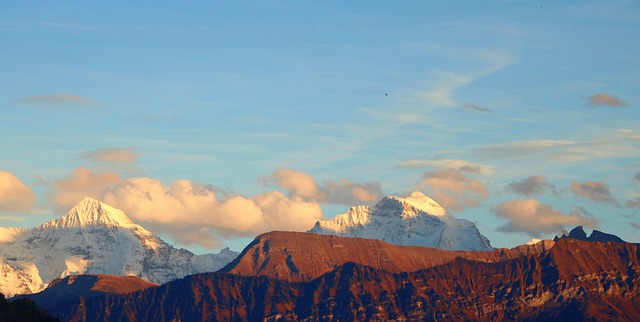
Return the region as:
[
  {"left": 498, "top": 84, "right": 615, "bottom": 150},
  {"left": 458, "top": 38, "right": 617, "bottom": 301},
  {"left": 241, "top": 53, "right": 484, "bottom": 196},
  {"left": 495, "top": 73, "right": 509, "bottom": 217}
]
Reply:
[
  {"left": 0, "top": 170, "right": 36, "bottom": 214},
  {"left": 418, "top": 168, "right": 489, "bottom": 212},
  {"left": 494, "top": 199, "right": 598, "bottom": 237},
  {"left": 50, "top": 167, "right": 325, "bottom": 248},
  {"left": 261, "top": 168, "right": 383, "bottom": 205}
]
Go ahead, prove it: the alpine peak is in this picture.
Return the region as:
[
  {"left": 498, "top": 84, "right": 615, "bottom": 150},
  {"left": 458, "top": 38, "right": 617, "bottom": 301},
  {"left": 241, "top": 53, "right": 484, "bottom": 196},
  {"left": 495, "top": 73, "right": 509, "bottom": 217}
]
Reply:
[
  {"left": 309, "top": 192, "right": 492, "bottom": 251},
  {"left": 42, "top": 197, "right": 134, "bottom": 229},
  {"left": 385, "top": 191, "right": 448, "bottom": 217}
]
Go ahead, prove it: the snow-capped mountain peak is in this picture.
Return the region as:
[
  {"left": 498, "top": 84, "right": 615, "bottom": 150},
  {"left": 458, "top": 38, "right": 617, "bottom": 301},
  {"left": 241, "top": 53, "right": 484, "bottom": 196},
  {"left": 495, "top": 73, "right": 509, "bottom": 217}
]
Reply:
[
  {"left": 383, "top": 192, "right": 448, "bottom": 217},
  {"left": 309, "top": 192, "right": 492, "bottom": 251},
  {"left": 0, "top": 198, "right": 238, "bottom": 297},
  {"left": 39, "top": 197, "right": 134, "bottom": 229}
]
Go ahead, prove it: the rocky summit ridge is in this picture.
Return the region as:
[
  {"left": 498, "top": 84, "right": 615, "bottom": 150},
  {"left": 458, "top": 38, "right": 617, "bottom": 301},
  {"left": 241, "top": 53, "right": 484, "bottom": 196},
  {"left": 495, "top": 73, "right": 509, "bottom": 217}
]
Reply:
[
  {"left": 309, "top": 191, "right": 492, "bottom": 250},
  {"left": 0, "top": 198, "right": 238, "bottom": 297}
]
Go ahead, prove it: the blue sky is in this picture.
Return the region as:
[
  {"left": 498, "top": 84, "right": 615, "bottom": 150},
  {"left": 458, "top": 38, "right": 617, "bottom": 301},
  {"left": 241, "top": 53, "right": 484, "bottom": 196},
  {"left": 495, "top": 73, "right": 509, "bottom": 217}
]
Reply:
[{"left": 1, "top": 1, "right": 639, "bottom": 253}]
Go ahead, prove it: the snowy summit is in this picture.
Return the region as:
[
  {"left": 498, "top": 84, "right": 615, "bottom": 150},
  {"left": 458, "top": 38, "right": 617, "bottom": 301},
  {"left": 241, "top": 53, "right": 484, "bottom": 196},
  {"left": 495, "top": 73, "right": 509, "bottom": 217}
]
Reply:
[
  {"left": 0, "top": 198, "right": 237, "bottom": 297},
  {"left": 309, "top": 192, "right": 492, "bottom": 251}
]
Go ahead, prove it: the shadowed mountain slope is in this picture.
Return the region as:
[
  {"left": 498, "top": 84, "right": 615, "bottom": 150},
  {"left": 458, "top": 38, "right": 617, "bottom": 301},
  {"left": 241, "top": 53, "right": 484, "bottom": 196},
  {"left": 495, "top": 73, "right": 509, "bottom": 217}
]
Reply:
[
  {"left": 41, "top": 238, "right": 640, "bottom": 321},
  {"left": 14, "top": 275, "right": 158, "bottom": 310}
]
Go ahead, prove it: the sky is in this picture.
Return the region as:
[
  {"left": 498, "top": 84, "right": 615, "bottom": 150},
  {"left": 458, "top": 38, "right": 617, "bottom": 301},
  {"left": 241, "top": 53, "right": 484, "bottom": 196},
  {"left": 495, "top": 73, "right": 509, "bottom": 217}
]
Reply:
[{"left": 1, "top": 1, "right": 639, "bottom": 253}]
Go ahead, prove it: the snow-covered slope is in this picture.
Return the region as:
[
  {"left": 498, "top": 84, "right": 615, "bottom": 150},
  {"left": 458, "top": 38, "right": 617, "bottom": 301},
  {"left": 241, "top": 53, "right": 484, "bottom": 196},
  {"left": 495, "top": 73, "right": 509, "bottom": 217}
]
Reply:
[
  {"left": 309, "top": 192, "right": 492, "bottom": 251},
  {"left": 0, "top": 198, "right": 238, "bottom": 297}
]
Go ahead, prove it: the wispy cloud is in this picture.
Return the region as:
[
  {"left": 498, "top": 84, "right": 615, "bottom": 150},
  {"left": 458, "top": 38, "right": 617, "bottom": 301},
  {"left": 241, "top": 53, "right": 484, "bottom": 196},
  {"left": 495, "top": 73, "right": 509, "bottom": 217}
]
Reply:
[
  {"left": 260, "top": 168, "right": 383, "bottom": 206},
  {"left": 418, "top": 168, "right": 489, "bottom": 212},
  {"left": 627, "top": 197, "right": 640, "bottom": 209},
  {"left": 21, "top": 94, "right": 98, "bottom": 109},
  {"left": 507, "top": 175, "right": 557, "bottom": 196},
  {"left": 397, "top": 157, "right": 493, "bottom": 174},
  {"left": 78, "top": 148, "right": 138, "bottom": 163},
  {"left": 0, "top": 216, "right": 25, "bottom": 222},
  {"left": 461, "top": 103, "right": 493, "bottom": 114},
  {"left": 478, "top": 130, "right": 640, "bottom": 162},
  {"left": 494, "top": 199, "right": 598, "bottom": 237},
  {"left": 419, "top": 53, "right": 515, "bottom": 108},
  {"left": 0, "top": 170, "right": 36, "bottom": 214},
  {"left": 588, "top": 93, "right": 627, "bottom": 108},
  {"left": 570, "top": 180, "right": 620, "bottom": 206}
]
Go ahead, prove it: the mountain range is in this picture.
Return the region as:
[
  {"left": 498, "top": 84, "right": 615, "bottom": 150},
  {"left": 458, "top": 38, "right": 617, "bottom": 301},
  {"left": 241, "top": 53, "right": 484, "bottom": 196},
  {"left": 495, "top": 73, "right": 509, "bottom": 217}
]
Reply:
[
  {"left": 309, "top": 191, "right": 492, "bottom": 250},
  {"left": 0, "top": 192, "right": 492, "bottom": 297},
  {"left": 23, "top": 230, "right": 640, "bottom": 321},
  {"left": 0, "top": 197, "right": 237, "bottom": 297},
  {"left": 6, "top": 193, "right": 640, "bottom": 321}
]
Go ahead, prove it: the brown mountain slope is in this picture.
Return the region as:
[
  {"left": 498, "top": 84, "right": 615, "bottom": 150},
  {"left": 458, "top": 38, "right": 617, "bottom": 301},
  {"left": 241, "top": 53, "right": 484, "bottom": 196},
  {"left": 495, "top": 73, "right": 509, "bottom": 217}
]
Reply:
[
  {"left": 220, "top": 231, "right": 554, "bottom": 281},
  {"left": 16, "top": 275, "right": 159, "bottom": 310},
  {"left": 45, "top": 238, "right": 640, "bottom": 321}
]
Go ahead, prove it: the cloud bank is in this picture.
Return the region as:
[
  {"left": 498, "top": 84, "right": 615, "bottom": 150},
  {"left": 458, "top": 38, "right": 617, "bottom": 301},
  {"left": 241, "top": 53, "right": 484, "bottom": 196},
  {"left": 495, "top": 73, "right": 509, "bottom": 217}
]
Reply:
[
  {"left": 262, "top": 168, "right": 383, "bottom": 205},
  {"left": 0, "top": 170, "right": 36, "bottom": 214},
  {"left": 419, "top": 168, "right": 489, "bottom": 212},
  {"left": 493, "top": 199, "right": 598, "bottom": 236},
  {"left": 50, "top": 167, "right": 324, "bottom": 248}
]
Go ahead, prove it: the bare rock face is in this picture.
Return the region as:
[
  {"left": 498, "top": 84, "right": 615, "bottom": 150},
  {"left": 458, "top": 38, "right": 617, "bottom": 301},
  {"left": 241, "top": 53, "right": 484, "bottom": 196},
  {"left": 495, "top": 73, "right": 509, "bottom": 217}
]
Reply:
[
  {"left": 220, "top": 231, "right": 553, "bottom": 281},
  {"left": 554, "top": 225, "right": 625, "bottom": 243},
  {"left": 42, "top": 237, "right": 640, "bottom": 322},
  {"left": 309, "top": 192, "right": 492, "bottom": 251}
]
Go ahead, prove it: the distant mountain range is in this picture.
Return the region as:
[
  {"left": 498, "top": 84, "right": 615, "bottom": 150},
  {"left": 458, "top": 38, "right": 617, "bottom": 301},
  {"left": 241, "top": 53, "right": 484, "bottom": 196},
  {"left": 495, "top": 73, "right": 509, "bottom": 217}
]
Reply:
[
  {"left": 0, "top": 198, "right": 238, "bottom": 297},
  {"left": 309, "top": 192, "right": 493, "bottom": 250},
  {"left": 23, "top": 230, "right": 640, "bottom": 321}
]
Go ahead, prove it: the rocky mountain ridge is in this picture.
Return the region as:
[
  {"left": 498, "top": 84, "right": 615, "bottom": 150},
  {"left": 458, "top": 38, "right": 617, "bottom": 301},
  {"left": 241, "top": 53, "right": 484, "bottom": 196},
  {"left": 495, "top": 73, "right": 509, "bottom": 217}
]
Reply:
[{"left": 32, "top": 236, "right": 640, "bottom": 321}]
